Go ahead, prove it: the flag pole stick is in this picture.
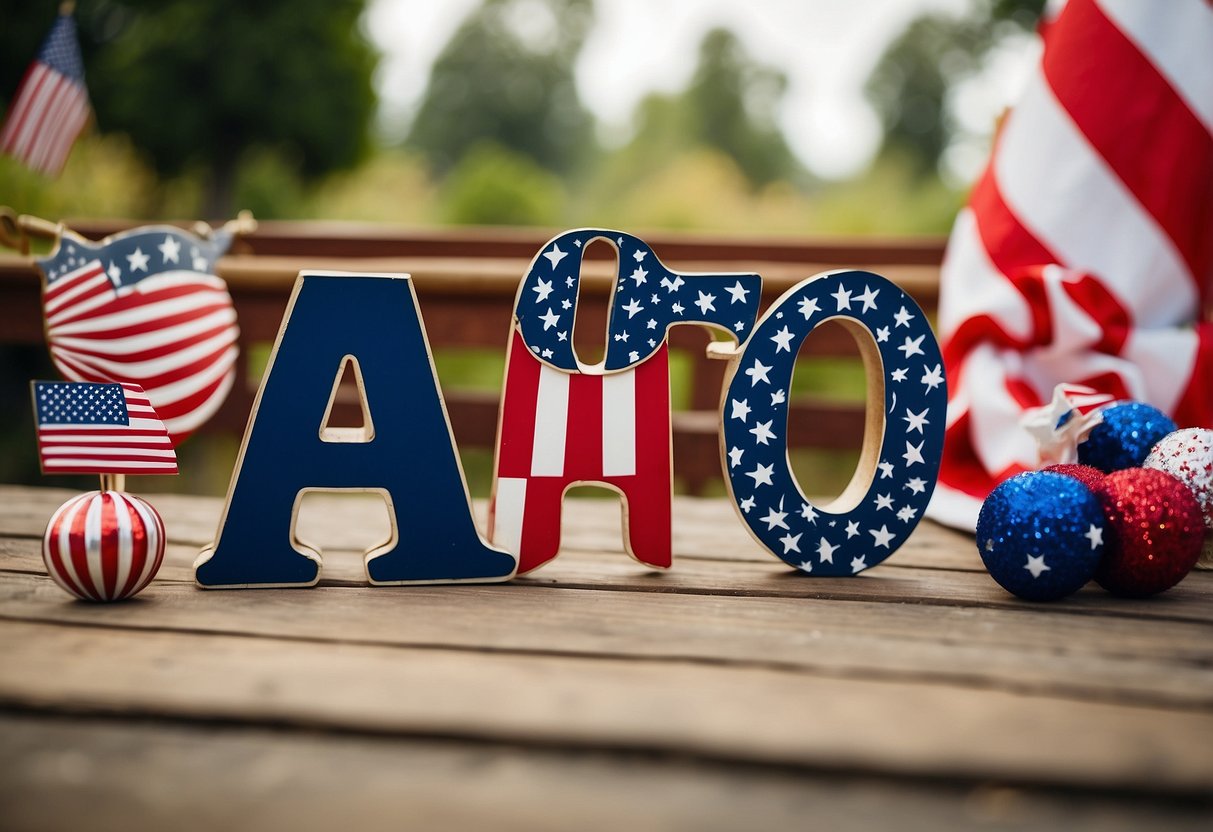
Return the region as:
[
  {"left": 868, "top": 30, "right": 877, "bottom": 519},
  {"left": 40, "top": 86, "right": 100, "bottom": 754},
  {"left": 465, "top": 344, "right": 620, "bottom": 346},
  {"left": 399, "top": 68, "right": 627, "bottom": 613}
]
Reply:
[{"left": 99, "top": 474, "right": 124, "bottom": 493}]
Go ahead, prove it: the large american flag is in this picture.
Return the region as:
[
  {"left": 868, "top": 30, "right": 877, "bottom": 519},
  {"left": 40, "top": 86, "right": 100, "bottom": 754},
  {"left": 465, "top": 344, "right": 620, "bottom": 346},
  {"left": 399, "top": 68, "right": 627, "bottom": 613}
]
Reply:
[
  {"left": 33, "top": 381, "right": 178, "bottom": 476},
  {"left": 0, "top": 10, "right": 90, "bottom": 176},
  {"left": 37, "top": 225, "right": 240, "bottom": 445},
  {"left": 929, "top": 0, "right": 1213, "bottom": 530}
]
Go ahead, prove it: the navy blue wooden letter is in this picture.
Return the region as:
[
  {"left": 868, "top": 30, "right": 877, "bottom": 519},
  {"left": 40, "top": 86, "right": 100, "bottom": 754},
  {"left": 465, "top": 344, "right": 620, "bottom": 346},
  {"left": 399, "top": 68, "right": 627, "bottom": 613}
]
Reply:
[{"left": 194, "top": 272, "right": 517, "bottom": 588}]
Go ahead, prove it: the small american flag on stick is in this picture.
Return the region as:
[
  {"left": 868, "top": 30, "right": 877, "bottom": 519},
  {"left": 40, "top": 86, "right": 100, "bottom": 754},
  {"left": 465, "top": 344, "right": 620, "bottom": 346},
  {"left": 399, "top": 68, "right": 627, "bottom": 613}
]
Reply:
[
  {"left": 0, "top": 4, "right": 91, "bottom": 176},
  {"left": 32, "top": 381, "right": 178, "bottom": 476}
]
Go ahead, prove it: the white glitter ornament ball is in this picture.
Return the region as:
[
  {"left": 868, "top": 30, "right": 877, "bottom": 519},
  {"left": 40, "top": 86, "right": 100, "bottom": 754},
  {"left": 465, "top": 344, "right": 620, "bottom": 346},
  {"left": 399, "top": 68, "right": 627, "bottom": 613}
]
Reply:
[{"left": 1145, "top": 428, "right": 1213, "bottom": 569}]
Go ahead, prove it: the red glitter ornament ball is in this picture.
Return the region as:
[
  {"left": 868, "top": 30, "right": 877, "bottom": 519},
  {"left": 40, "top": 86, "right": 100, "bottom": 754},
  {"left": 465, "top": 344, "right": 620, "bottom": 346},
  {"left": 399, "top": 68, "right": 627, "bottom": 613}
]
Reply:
[
  {"left": 1092, "top": 468, "right": 1203, "bottom": 597},
  {"left": 1042, "top": 463, "right": 1105, "bottom": 491}
]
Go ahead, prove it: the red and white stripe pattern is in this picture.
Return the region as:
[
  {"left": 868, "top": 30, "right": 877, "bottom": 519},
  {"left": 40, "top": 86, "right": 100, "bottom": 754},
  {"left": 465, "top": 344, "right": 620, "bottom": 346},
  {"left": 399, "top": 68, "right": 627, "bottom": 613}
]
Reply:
[
  {"left": 42, "top": 490, "right": 165, "bottom": 602},
  {"left": 930, "top": 0, "right": 1213, "bottom": 530},
  {"left": 0, "top": 12, "right": 90, "bottom": 176},
  {"left": 42, "top": 257, "right": 239, "bottom": 444},
  {"left": 489, "top": 331, "right": 672, "bottom": 574},
  {"left": 35, "top": 381, "right": 178, "bottom": 475}
]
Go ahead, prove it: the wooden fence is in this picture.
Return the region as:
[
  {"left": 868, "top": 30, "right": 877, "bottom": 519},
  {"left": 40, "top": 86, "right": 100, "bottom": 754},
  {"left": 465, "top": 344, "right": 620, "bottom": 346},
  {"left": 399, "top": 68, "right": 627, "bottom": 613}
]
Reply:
[{"left": 0, "top": 222, "right": 946, "bottom": 493}]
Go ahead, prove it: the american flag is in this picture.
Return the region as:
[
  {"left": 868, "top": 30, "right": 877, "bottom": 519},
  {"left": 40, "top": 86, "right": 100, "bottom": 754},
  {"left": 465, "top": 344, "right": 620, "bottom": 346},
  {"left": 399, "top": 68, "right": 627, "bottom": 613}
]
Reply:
[
  {"left": 33, "top": 381, "right": 178, "bottom": 476},
  {"left": 928, "top": 0, "right": 1213, "bottom": 530},
  {"left": 0, "top": 10, "right": 90, "bottom": 176},
  {"left": 489, "top": 332, "right": 673, "bottom": 574},
  {"left": 37, "top": 225, "right": 240, "bottom": 445}
]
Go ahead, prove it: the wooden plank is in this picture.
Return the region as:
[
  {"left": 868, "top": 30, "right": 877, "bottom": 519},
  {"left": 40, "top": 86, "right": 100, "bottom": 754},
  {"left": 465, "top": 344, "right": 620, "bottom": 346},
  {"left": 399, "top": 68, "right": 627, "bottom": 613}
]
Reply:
[
  {"left": 2, "top": 487, "right": 1209, "bottom": 623},
  {"left": 0, "top": 618, "right": 1209, "bottom": 795},
  {"left": 2, "top": 715, "right": 1208, "bottom": 832},
  {"left": 1, "top": 565, "right": 1210, "bottom": 708}
]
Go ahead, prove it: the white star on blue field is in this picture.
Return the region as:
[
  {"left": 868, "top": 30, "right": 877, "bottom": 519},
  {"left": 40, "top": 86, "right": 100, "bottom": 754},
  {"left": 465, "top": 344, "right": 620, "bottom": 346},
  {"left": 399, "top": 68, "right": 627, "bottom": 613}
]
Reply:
[
  {"left": 515, "top": 229, "right": 762, "bottom": 372},
  {"left": 721, "top": 270, "right": 947, "bottom": 576}
]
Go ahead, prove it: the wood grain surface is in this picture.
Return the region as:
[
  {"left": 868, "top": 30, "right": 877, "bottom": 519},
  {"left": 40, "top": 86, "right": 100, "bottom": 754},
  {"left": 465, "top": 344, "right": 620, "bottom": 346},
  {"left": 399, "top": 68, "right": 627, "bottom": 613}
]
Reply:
[{"left": 0, "top": 484, "right": 1210, "bottom": 831}]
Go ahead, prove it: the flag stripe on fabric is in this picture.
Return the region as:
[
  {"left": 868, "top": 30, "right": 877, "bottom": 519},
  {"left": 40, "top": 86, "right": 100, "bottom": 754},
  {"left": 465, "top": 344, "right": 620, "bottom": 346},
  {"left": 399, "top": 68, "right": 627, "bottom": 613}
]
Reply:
[{"left": 930, "top": 0, "right": 1213, "bottom": 530}]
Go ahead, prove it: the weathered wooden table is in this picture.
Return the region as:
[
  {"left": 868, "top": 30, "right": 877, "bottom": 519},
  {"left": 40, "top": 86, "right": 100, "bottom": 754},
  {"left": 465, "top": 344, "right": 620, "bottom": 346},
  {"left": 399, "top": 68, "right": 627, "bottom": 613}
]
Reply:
[{"left": 0, "top": 483, "right": 1210, "bottom": 830}]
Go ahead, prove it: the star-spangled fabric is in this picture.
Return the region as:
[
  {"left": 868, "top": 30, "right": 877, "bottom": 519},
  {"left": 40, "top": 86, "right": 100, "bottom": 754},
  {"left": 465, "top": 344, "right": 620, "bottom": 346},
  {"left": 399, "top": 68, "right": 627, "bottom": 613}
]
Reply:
[
  {"left": 0, "top": 11, "right": 90, "bottom": 175},
  {"left": 33, "top": 380, "right": 177, "bottom": 475},
  {"left": 515, "top": 229, "right": 761, "bottom": 372},
  {"left": 722, "top": 270, "right": 947, "bottom": 576},
  {"left": 929, "top": 0, "right": 1213, "bottom": 530},
  {"left": 36, "top": 225, "right": 240, "bottom": 445}
]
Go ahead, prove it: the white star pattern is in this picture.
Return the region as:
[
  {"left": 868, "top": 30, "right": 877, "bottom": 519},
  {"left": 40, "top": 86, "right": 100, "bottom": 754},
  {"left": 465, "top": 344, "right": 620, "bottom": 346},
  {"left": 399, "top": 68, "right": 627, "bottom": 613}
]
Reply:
[
  {"left": 747, "top": 463, "right": 775, "bottom": 487},
  {"left": 695, "top": 291, "right": 717, "bottom": 314},
  {"left": 876, "top": 326, "right": 889, "bottom": 343},
  {"left": 894, "top": 306, "right": 914, "bottom": 327},
  {"left": 543, "top": 245, "right": 567, "bottom": 268},
  {"left": 850, "top": 556, "right": 867, "bottom": 574},
  {"left": 745, "top": 359, "right": 772, "bottom": 386},
  {"left": 127, "top": 248, "right": 149, "bottom": 272},
  {"left": 903, "top": 440, "right": 925, "bottom": 466},
  {"left": 921, "top": 364, "right": 944, "bottom": 391},
  {"left": 749, "top": 420, "right": 776, "bottom": 445},
  {"left": 869, "top": 525, "right": 895, "bottom": 548},
  {"left": 730, "top": 398, "right": 751, "bottom": 422},
  {"left": 817, "top": 537, "right": 838, "bottom": 563},
  {"left": 761, "top": 499, "right": 789, "bottom": 531},
  {"left": 622, "top": 298, "right": 643, "bottom": 318},
  {"left": 831, "top": 285, "right": 852, "bottom": 311},
  {"left": 770, "top": 326, "right": 795, "bottom": 353},
  {"left": 898, "top": 334, "right": 926, "bottom": 359},
  {"left": 728, "top": 446, "right": 744, "bottom": 468},
  {"left": 875, "top": 493, "right": 894, "bottom": 510},
  {"left": 631, "top": 267, "right": 648, "bottom": 286},
  {"left": 878, "top": 461, "right": 894, "bottom": 479},
  {"left": 1085, "top": 524, "right": 1103, "bottom": 550},
  {"left": 533, "top": 277, "right": 554, "bottom": 303},
  {"left": 856, "top": 285, "right": 879, "bottom": 312},
  {"left": 800, "top": 503, "right": 818, "bottom": 524},
  {"left": 770, "top": 389, "right": 786, "bottom": 406},
  {"left": 539, "top": 308, "right": 561, "bottom": 330},
  {"left": 1024, "top": 555, "right": 1051, "bottom": 579},
  {"left": 797, "top": 296, "right": 820, "bottom": 319},
  {"left": 725, "top": 281, "right": 750, "bottom": 304},
  {"left": 845, "top": 521, "right": 860, "bottom": 539},
  {"left": 891, "top": 368, "right": 908, "bottom": 383},
  {"left": 779, "top": 532, "right": 802, "bottom": 555},
  {"left": 158, "top": 235, "right": 181, "bottom": 264},
  {"left": 740, "top": 496, "right": 756, "bottom": 513},
  {"left": 906, "top": 477, "right": 927, "bottom": 495},
  {"left": 903, "top": 408, "right": 929, "bottom": 433}
]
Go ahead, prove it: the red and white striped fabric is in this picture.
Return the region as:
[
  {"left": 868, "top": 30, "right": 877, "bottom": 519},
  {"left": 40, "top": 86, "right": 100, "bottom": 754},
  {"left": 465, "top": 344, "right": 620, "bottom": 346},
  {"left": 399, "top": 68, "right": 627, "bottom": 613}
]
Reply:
[
  {"left": 0, "top": 11, "right": 90, "bottom": 176},
  {"left": 42, "top": 490, "right": 165, "bottom": 602},
  {"left": 40, "top": 243, "right": 239, "bottom": 445},
  {"left": 929, "top": 0, "right": 1213, "bottom": 530},
  {"left": 489, "top": 331, "right": 672, "bottom": 574}
]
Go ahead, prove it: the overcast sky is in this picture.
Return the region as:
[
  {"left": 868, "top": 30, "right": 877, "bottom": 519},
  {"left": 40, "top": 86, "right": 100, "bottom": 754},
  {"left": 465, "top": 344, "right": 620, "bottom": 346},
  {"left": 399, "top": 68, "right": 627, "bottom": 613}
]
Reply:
[{"left": 365, "top": 0, "right": 1039, "bottom": 180}]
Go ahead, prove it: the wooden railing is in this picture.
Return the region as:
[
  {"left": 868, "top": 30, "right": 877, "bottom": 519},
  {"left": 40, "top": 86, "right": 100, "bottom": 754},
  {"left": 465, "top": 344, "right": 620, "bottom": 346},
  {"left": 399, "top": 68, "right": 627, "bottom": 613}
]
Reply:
[{"left": 0, "top": 221, "right": 946, "bottom": 493}]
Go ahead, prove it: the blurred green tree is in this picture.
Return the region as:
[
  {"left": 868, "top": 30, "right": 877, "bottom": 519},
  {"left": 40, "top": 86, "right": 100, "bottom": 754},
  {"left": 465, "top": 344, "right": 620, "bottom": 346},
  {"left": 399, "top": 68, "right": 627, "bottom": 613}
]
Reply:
[
  {"left": 865, "top": 0, "right": 1045, "bottom": 176},
  {"left": 2, "top": 1, "right": 378, "bottom": 218},
  {"left": 406, "top": 0, "right": 596, "bottom": 176},
  {"left": 602, "top": 28, "right": 803, "bottom": 192}
]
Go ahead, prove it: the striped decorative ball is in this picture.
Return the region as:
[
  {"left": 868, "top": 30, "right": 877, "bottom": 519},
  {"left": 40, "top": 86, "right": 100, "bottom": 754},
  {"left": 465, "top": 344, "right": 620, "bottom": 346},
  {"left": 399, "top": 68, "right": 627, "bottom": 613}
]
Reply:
[{"left": 42, "top": 490, "right": 165, "bottom": 601}]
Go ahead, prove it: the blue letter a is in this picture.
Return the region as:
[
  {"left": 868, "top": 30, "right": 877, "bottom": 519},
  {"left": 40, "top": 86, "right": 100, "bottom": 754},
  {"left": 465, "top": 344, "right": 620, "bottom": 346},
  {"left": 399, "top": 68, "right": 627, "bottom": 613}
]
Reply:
[{"left": 194, "top": 272, "right": 517, "bottom": 588}]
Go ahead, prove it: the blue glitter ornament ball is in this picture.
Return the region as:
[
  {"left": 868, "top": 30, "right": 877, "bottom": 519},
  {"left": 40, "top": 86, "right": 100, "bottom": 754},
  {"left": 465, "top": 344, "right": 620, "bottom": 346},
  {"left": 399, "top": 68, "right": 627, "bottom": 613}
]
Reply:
[
  {"left": 1078, "top": 402, "right": 1177, "bottom": 473},
  {"left": 977, "top": 471, "right": 1106, "bottom": 601}
]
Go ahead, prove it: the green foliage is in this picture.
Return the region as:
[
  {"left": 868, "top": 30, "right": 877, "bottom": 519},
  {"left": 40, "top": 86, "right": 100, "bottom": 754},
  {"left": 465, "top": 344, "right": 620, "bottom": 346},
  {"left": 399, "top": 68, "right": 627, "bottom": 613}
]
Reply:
[
  {"left": 407, "top": 0, "right": 596, "bottom": 176},
  {"left": 681, "top": 28, "right": 802, "bottom": 186},
  {"left": 6, "top": 0, "right": 380, "bottom": 217},
  {"left": 439, "top": 141, "right": 565, "bottom": 226},
  {"left": 865, "top": 0, "right": 1045, "bottom": 175}
]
